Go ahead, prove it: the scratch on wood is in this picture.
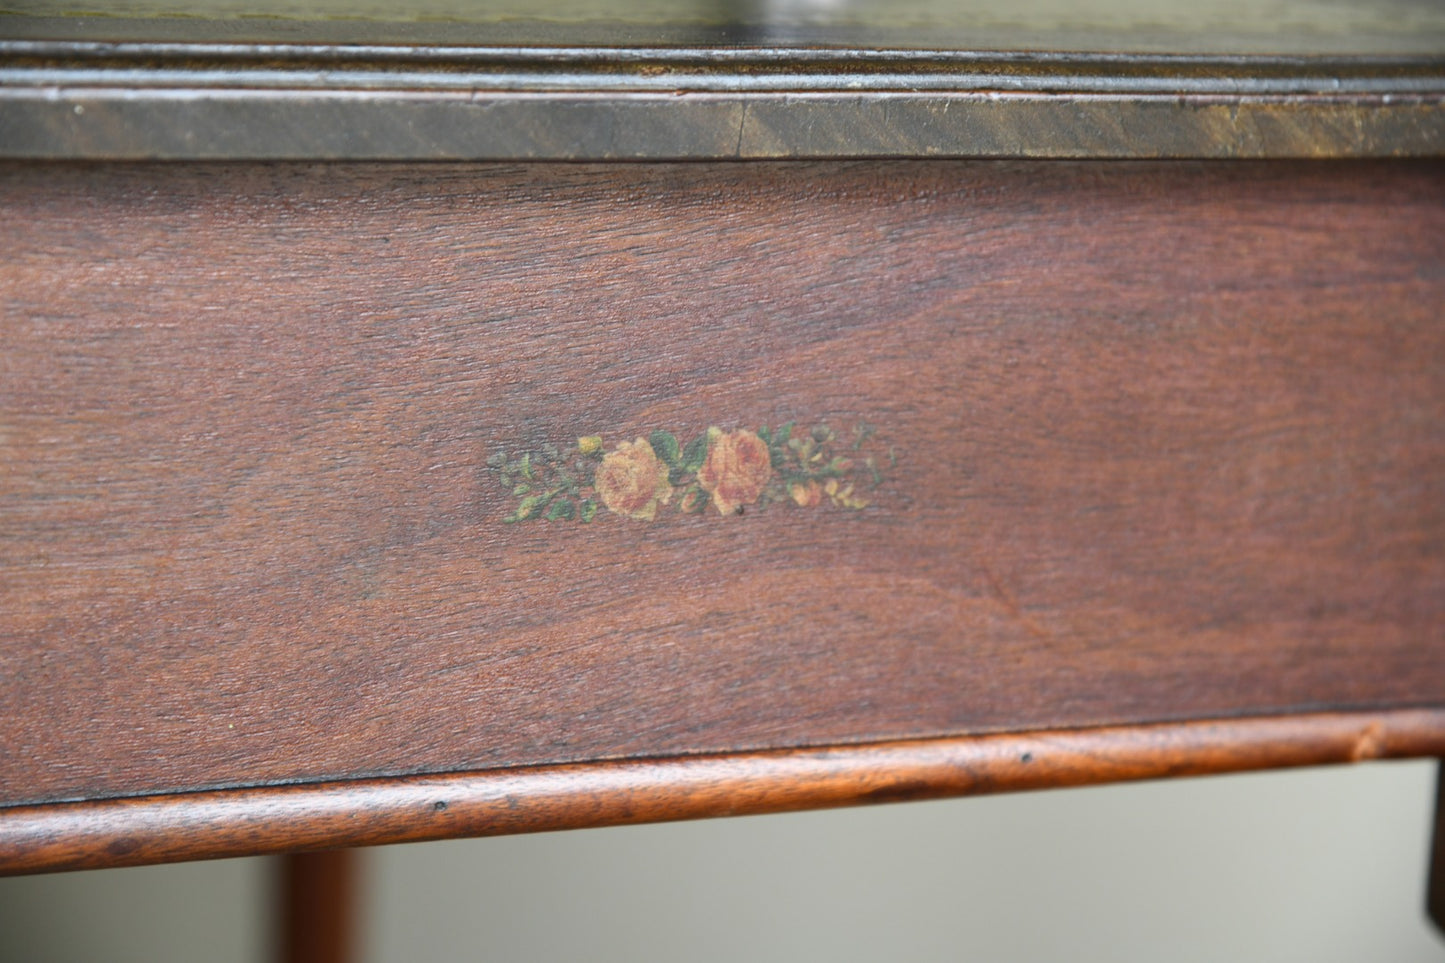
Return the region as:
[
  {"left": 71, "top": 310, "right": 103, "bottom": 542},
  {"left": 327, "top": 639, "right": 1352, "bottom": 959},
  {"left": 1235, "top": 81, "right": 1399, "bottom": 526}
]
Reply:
[
  {"left": 1351, "top": 722, "right": 1386, "bottom": 761},
  {"left": 735, "top": 101, "right": 749, "bottom": 158},
  {"left": 977, "top": 558, "right": 1056, "bottom": 644}
]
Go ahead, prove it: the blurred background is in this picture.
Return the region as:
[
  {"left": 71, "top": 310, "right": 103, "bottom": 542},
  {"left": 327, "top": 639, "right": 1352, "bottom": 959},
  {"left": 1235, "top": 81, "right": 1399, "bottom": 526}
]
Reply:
[{"left": 2, "top": 759, "right": 1442, "bottom": 962}]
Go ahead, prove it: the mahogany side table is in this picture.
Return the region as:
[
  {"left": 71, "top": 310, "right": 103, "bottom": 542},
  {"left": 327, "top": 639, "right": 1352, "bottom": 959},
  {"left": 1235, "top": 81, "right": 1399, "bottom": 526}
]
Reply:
[{"left": 2, "top": 1, "right": 1443, "bottom": 952}]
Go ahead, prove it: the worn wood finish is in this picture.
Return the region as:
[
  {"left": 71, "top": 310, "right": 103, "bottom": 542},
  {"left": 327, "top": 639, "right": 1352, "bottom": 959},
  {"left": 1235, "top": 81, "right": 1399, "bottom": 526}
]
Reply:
[
  {"left": 2, "top": 160, "right": 1442, "bottom": 825},
  {"left": 2, "top": 711, "right": 1443, "bottom": 875}
]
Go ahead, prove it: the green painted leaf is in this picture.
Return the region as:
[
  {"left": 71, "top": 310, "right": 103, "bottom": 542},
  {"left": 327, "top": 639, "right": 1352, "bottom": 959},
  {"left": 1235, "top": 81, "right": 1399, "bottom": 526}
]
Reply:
[
  {"left": 518, "top": 453, "right": 533, "bottom": 479},
  {"left": 757, "top": 425, "right": 772, "bottom": 444},
  {"left": 546, "top": 499, "right": 575, "bottom": 521},
  {"left": 649, "top": 430, "right": 681, "bottom": 468},
  {"left": 681, "top": 433, "right": 709, "bottom": 472},
  {"left": 512, "top": 482, "right": 531, "bottom": 496},
  {"left": 514, "top": 492, "right": 550, "bottom": 520},
  {"left": 579, "top": 499, "right": 598, "bottom": 522},
  {"left": 775, "top": 421, "right": 794, "bottom": 445}
]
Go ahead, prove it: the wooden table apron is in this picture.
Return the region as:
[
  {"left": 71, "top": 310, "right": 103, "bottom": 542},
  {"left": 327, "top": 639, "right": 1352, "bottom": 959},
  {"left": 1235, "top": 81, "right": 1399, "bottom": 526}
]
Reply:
[{"left": 1, "top": 159, "right": 1442, "bottom": 872}]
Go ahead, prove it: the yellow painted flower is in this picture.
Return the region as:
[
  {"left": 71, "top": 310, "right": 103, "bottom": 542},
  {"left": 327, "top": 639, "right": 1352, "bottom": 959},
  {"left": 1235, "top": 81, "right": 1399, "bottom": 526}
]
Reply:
[
  {"left": 594, "top": 438, "right": 672, "bottom": 520},
  {"left": 697, "top": 428, "right": 773, "bottom": 515},
  {"left": 789, "top": 480, "right": 822, "bottom": 507},
  {"left": 577, "top": 435, "right": 603, "bottom": 455},
  {"left": 827, "top": 481, "right": 869, "bottom": 510}
]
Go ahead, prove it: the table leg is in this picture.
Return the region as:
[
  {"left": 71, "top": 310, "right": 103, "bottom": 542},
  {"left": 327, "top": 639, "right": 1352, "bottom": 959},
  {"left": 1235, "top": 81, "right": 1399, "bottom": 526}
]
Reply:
[{"left": 279, "top": 849, "right": 356, "bottom": 963}]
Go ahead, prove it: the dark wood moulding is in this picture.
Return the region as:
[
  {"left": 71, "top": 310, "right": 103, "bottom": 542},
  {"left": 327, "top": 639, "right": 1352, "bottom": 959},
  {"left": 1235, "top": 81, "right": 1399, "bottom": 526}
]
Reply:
[
  {"left": 2, "top": 710, "right": 1443, "bottom": 876},
  {"left": 0, "top": 32, "right": 1442, "bottom": 158}
]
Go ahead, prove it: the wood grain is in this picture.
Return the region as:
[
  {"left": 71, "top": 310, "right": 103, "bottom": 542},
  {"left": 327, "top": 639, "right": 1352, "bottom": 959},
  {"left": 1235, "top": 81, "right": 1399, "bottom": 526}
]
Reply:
[
  {"left": 1, "top": 711, "right": 1442, "bottom": 874},
  {"left": 1, "top": 160, "right": 1442, "bottom": 817}
]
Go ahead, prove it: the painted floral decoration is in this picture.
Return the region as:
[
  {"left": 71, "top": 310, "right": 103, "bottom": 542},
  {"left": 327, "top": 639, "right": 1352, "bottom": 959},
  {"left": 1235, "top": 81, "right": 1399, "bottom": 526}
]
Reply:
[{"left": 488, "top": 422, "right": 891, "bottom": 523}]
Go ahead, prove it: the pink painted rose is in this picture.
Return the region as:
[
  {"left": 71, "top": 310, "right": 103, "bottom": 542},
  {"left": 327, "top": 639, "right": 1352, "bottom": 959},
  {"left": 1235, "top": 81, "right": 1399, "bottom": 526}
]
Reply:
[
  {"left": 697, "top": 428, "right": 772, "bottom": 515},
  {"left": 594, "top": 438, "right": 672, "bottom": 520}
]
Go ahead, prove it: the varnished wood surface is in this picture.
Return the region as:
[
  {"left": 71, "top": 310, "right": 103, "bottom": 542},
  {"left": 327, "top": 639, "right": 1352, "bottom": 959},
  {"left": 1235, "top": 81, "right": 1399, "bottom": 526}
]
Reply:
[
  {"left": 2, "top": 160, "right": 1441, "bottom": 823},
  {"left": 2, "top": 711, "right": 1443, "bottom": 874}
]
